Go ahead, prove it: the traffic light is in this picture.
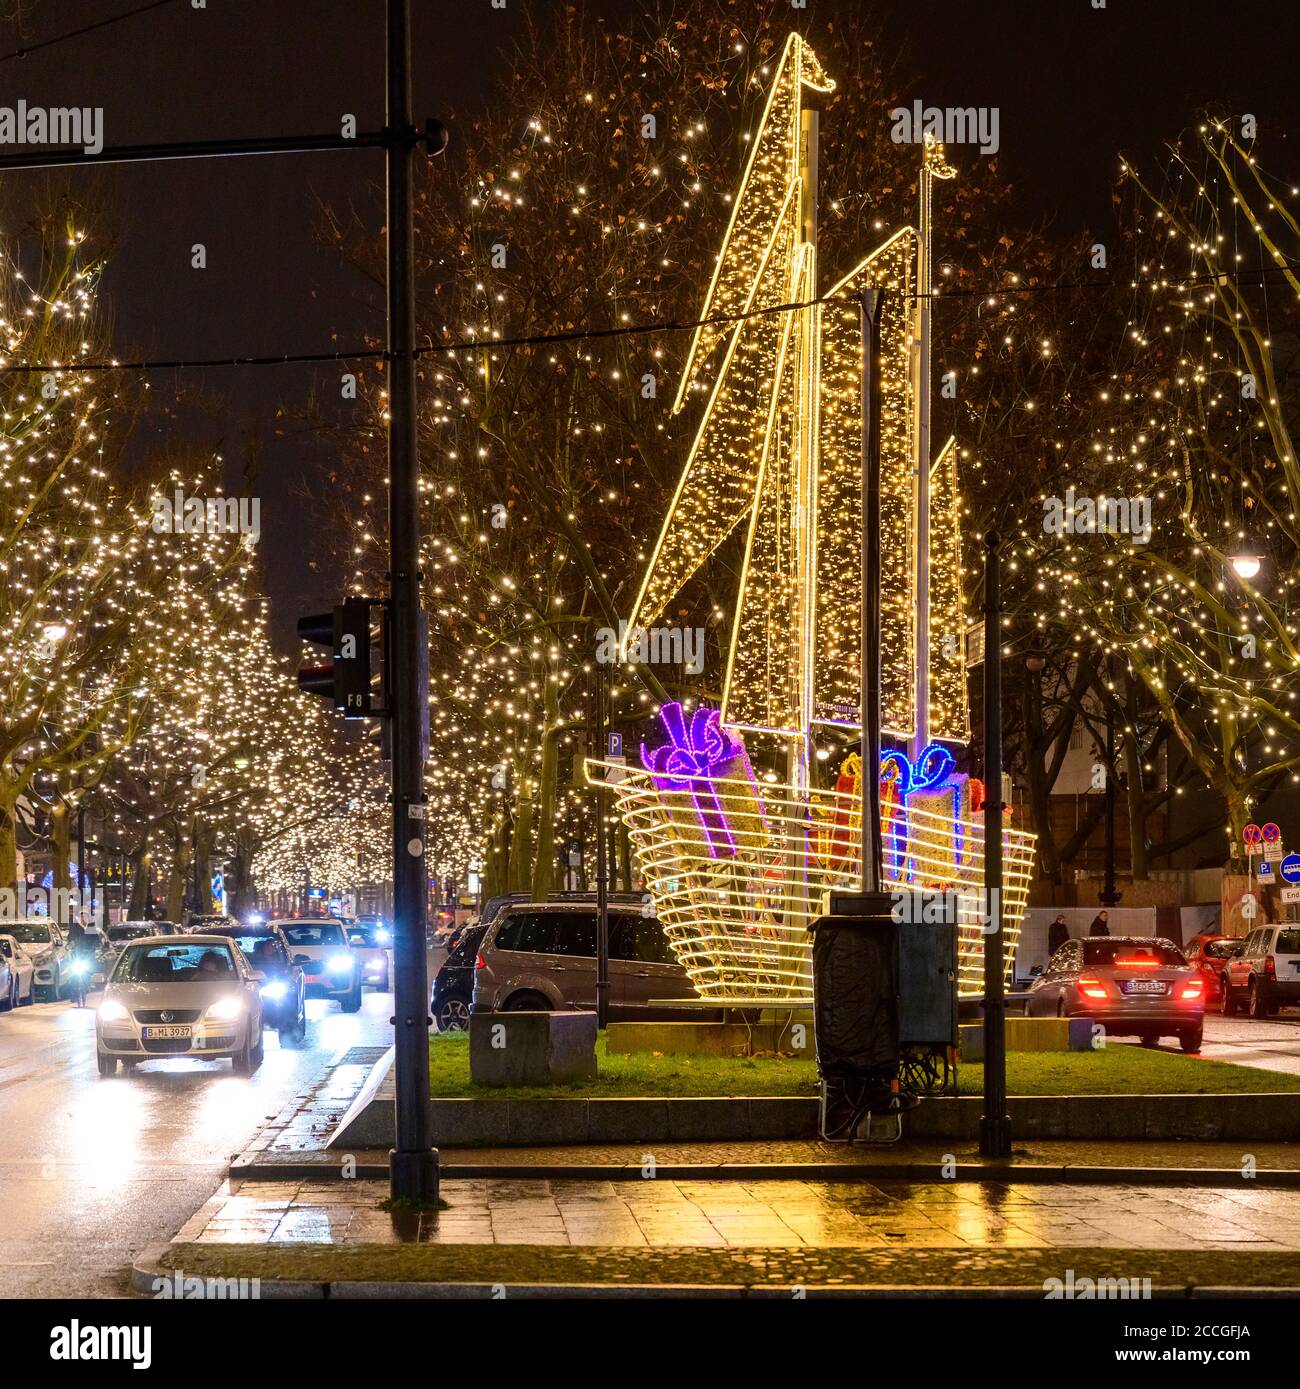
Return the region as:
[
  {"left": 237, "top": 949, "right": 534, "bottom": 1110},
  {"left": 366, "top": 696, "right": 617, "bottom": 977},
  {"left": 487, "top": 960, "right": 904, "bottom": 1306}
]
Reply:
[{"left": 297, "top": 598, "right": 380, "bottom": 717}]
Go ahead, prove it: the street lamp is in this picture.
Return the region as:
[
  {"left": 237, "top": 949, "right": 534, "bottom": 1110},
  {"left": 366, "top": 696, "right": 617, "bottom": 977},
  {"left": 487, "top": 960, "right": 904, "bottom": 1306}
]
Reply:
[{"left": 1229, "top": 544, "right": 1263, "bottom": 580}]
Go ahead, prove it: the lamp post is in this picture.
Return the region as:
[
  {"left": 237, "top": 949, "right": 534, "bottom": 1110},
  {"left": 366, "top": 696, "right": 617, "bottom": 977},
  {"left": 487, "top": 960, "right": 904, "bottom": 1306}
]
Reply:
[
  {"left": 979, "top": 531, "right": 1011, "bottom": 1159},
  {"left": 589, "top": 661, "right": 610, "bottom": 1027}
]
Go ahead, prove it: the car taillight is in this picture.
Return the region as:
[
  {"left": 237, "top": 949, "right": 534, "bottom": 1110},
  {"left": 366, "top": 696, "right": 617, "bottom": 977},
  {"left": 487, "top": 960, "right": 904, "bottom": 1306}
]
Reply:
[
  {"left": 1078, "top": 976, "right": 1109, "bottom": 999},
  {"left": 1113, "top": 958, "right": 1160, "bottom": 967},
  {"left": 475, "top": 952, "right": 486, "bottom": 970},
  {"left": 1265, "top": 955, "right": 1277, "bottom": 979},
  {"left": 1177, "top": 978, "right": 1204, "bottom": 1000}
]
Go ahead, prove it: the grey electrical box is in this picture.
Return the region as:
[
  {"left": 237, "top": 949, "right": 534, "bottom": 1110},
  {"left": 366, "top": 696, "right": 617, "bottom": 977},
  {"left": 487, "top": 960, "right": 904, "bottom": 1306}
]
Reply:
[{"left": 898, "top": 907, "right": 958, "bottom": 1048}]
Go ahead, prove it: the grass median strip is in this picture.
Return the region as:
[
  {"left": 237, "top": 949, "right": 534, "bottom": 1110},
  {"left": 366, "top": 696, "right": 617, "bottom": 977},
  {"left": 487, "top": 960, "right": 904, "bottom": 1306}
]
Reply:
[
  {"left": 429, "top": 1033, "right": 1300, "bottom": 1099},
  {"left": 163, "top": 1240, "right": 1300, "bottom": 1290}
]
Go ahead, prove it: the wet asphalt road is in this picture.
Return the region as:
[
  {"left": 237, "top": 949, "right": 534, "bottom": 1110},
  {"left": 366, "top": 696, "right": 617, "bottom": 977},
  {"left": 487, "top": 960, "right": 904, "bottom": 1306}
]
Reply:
[
  {"left": 1178, "top": 1009, "right": 1300, "bottom": 1076},
  {"left": 0, "top": 986, "right": 394, "bottom": 1298}
]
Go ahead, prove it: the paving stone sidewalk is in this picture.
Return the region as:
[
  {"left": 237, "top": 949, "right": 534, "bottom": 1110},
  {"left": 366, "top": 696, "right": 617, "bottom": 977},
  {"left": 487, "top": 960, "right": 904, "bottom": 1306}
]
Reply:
[{"left": 178, "top": 1174, "right": 1300, "bottom": 1252}]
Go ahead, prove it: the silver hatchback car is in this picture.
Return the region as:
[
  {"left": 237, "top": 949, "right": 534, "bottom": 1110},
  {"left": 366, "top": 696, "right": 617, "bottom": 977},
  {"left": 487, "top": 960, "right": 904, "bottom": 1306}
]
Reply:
[
  {"left": 471, "top": 902, "right": 703, "bottom": 1020},
  {"left": 96, "top": 935, "right": 265, "bottom": 1076},
  {"left": 1025, "top": 935, "right": 1205, "bottom": 1051}
]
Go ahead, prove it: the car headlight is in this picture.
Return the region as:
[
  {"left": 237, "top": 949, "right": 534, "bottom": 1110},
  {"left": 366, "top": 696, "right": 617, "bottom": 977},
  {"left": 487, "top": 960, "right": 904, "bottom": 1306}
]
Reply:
[
  {"left": 327, "top": 953, "right": 354, "bottom": 975},
  {"left": 260, "top": 980, "right": 288, "bottom": 1001},
  {"left": 70, "top": 958, "right": 91, "bottom": 977},
  {"left": 98, "top": 1000, "right": 128, "bottom": 1022},
  {"left": 205, "top": 996, "right": 244, "bottom": 1021},
  {"left": 375, "top": 928, "right": 392, "bottom": 944}
]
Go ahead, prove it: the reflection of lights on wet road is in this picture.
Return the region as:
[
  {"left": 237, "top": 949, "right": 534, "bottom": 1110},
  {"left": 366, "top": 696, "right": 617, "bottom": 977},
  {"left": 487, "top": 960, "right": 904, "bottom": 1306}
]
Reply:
[{"left": 68, "top": 1078, "right": 147, "bottom": 1188}]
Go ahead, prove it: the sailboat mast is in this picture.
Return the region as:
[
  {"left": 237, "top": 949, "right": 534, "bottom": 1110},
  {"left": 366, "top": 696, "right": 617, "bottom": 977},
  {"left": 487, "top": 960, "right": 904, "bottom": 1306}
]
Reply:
[{"left": 790, "top": 65, "right": 820, "bottom": 794}]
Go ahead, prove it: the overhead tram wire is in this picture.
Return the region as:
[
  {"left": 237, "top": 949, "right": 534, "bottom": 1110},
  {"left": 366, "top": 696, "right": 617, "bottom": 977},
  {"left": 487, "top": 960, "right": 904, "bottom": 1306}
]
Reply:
[
  {"left": 0, "top": 260, "right": 1293, "bottom": 377},
  {"left": 0, "top": 0, "right": 190, "bottom": 64}
]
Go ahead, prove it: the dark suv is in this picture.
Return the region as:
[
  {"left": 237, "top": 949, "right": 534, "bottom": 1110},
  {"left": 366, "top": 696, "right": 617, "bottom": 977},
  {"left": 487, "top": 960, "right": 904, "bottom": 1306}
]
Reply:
[
  {"left": 432, "top": 922, "right": 486, "bottom": 1031},
  {"left": 206, "top": 922, "right": 307, "bottom": 1045},
  {"left": 470, "top": 902, "right": 705, "bottom": 1020}
]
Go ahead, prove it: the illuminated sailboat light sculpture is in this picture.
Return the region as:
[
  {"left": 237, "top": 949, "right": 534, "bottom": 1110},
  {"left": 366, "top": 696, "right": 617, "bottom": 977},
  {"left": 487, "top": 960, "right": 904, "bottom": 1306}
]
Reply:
[{"left": 589, "top": 35, "right": 1035, "bottom": 1002}]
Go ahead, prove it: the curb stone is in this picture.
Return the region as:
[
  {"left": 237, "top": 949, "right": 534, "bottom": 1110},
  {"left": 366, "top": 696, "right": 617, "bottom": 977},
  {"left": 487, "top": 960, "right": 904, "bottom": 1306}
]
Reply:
[
  {"left": 226, "top": 1155, "right": 1300, "bottom": 1187},
  {"left": 129, "top": 1250, "right": 1296, "bottom": 1300}
]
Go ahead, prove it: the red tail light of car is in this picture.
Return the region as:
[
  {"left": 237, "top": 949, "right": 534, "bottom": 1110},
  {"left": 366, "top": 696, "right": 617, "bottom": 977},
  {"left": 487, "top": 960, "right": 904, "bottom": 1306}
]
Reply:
[
  {"left": 475, "top": 952, "right": 486, "bottom": 970},
  {"left": 1177, "top": 978, "right": 1204, "bottom": 1001},
  {"left": 1265, "top": 955, "right": 1277, "bottom": 979},
  {"left": 1078, "top": 975, "right": 1109, "bottom": 999},
  {"left": 1113, "top": 957, "right": 1160, "bottom": 967}
]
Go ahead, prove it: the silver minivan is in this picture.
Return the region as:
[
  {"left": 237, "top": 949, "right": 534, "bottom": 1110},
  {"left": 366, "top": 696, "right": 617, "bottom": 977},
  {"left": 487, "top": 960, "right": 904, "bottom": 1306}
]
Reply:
[{"left": 471, "top": 902, "right": 702, "bottom": 1019}]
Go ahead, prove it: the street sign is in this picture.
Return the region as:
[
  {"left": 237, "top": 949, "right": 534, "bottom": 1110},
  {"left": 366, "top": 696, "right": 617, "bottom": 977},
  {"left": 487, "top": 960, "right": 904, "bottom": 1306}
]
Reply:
[
  {"left": 1282, "top": 885, "right": 1300, "bottom": 905},
  {"left": 965, "top": 621, "right": 985, "bottom": 667},
  {"left": 1264, "top": 843, "right": 1285, "bottom": 861},
  {"left": 1258, "top": 859, "right": 1275, "bottom": 880},
  {"left": 608, "top": 731, "right": 623, "bottom": 758},
  {"left": 1263, "top": 822, "right": 1282, "bottom": 842},
  {"left": 1281, "top": 854, "right": 1300, "bottom": 884}
]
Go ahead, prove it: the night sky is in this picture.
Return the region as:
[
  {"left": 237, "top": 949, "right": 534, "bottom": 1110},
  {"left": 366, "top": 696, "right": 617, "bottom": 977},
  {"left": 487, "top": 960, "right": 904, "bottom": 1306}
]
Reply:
[{"left": 3, "top": 0, "right": 1297, "bottom": 646}]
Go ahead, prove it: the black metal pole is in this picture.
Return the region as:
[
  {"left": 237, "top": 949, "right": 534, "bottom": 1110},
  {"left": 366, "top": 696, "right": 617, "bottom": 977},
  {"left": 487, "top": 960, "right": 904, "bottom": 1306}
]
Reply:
[
  {"left": 594, "top": 663, "right": 610, "bottom": 1027},
  {"left": 1101, "top": 700, "right": 1120, "bottom": 906},
  {"left": 860, "top": 289, "right": 884, "bottom": 895},
  {"left": 76, "top": 798, "right": 86, "bottom": 921},
  {"left": 387, "top": 0, "right": 436, "bottom": 1202},
  {"left": 980, "top": 531, "right": 1011, "bottom": 1158}
]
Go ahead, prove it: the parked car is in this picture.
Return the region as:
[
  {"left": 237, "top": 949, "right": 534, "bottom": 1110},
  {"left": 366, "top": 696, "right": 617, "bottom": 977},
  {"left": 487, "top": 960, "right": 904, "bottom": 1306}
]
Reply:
[
  {"left": 1222, "top": 925, "right": 1300, "bottom": 1018},
  {"left": 270, "top": 918, "right": 362, "bottom": 1012},
  {"left": 1184, "top": 933, "right": 1241, "bottom": 1006},
  {"left": 183, "top": 913, "right": 237, "bottom": 935},
  {"left": 95, "top": 935, "right": 265, "bottom": 1076},
  {"left": 1025, "top": 935, "right": 1205, "bottom": 1051},
  {"left": 470, "top": 902, "right": 707, "bottom": 1020},
  {"left": 345, "top": 920, "right": 393, "bottom": 990},
  {"left": 0, "top": 919, "right": 70, "bottom": 1001},
  {"left": 0, "top": 938, "right": 16, "bottom": 1010},
  {"left": 203, "top": 922, "right": 307, "bottom": 1044},
  {"left": 0, "top": 933, "right": 35, "bottom": 1007},
  {"left": 432, "top": 922, "right": 486, "bottom": 1031}
]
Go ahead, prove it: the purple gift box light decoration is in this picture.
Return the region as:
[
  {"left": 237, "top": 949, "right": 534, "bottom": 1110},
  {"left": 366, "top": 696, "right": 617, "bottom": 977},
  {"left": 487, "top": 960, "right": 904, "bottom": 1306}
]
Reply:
[
  {"left": 641, "top": 703, "right": 758, "bottom": 858},
  {"left": 879, "top": 743, "right": 956, "bottom": 878}
]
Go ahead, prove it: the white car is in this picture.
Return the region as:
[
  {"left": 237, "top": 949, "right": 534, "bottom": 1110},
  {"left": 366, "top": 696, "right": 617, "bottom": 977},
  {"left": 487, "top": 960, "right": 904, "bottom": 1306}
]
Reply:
[
  {"left": 95, "top": 935, "right": 265, "bottom": 1077},
  {"left": 0, "top": 919, "right": 69, "bottom": 1001},
  {"left": 271, "top": 918, "right": 363, "bottom": 1011},
  {"left": 0, "top": 932, "right": 35, "bottom": 1008},
  {"left": 344, "top": 919, "right": 393, "bottom": 990}
]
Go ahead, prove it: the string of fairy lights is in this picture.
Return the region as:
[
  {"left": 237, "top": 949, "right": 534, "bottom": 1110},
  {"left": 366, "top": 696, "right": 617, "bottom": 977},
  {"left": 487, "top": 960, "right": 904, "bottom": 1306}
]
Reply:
[
  {"left": 4, "top": 13, "right": 1297, "bottom": 905},
  {"left": 0, "top": 225, "right": 387, "bottom": 910}
]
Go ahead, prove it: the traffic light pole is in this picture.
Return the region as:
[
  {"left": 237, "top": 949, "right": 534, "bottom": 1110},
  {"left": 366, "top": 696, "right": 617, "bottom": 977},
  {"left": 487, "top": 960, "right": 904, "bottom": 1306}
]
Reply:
[{"left": 386, "top": 0, "right": 436, "bottom": 1202}]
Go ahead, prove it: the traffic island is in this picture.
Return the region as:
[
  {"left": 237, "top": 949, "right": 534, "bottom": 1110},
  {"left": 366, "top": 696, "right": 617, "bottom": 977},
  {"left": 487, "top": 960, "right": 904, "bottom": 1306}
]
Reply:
[{"left": 324, "top": 1036, "right": 1300, "bottom": 1150}]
